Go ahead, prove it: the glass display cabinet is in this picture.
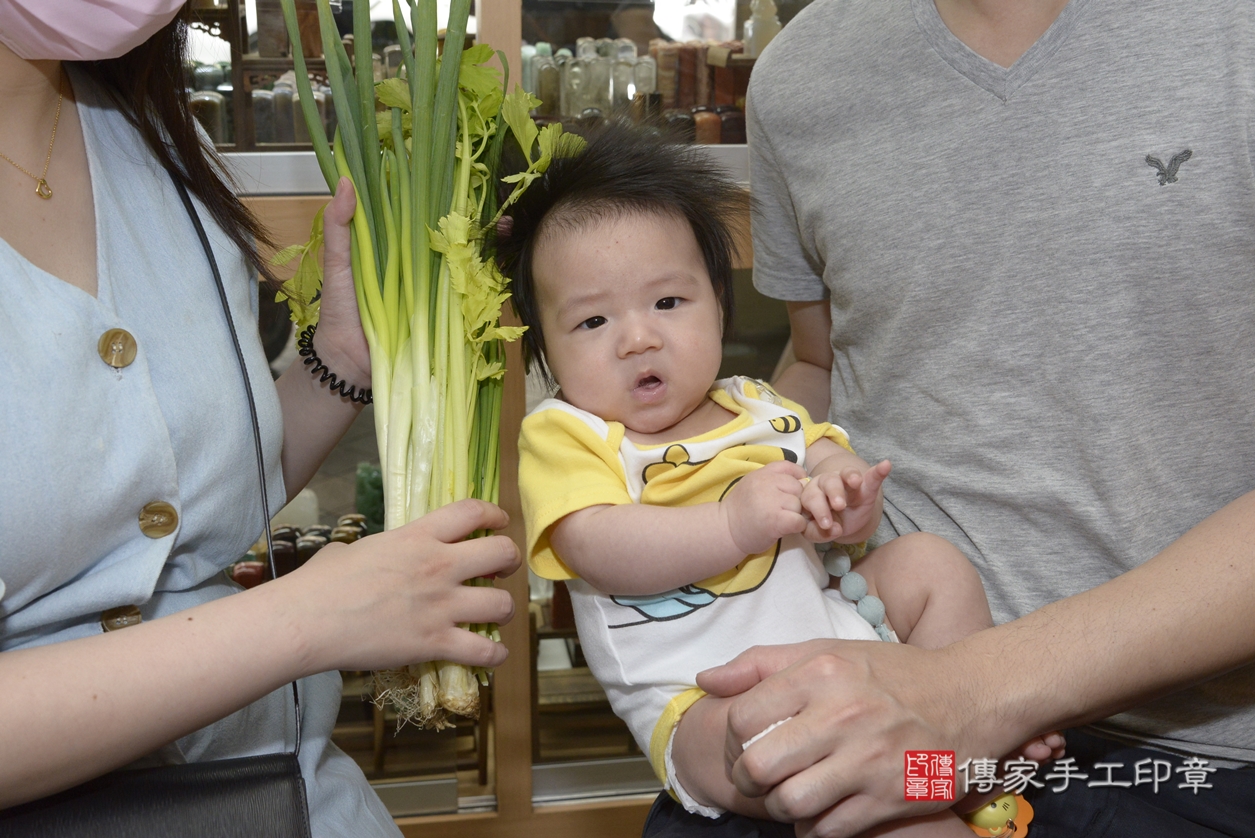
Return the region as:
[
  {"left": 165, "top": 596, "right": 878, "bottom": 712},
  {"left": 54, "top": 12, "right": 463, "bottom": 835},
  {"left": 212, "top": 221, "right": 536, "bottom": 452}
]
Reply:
[{"left": 186, "top": 0, "right": 774, "bottom": 152}]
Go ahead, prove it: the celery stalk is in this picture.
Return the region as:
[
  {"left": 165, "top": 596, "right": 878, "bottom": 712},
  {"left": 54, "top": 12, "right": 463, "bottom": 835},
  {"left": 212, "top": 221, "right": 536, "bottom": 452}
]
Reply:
[{"left": 280, "top": 0, "right": 581, "bottom": 728}]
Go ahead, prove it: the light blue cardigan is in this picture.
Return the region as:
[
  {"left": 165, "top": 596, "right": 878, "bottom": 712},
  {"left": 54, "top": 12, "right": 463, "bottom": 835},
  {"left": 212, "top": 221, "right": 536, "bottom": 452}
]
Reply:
[{"left": 0, "top": 69, "right": 398, "bottom": 838}]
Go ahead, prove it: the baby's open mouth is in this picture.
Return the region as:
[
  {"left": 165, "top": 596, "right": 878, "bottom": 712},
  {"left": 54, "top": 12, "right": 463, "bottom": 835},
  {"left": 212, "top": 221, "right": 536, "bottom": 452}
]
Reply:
[{"left": 633, "top": 374, "right": 665, "bottom": 400}]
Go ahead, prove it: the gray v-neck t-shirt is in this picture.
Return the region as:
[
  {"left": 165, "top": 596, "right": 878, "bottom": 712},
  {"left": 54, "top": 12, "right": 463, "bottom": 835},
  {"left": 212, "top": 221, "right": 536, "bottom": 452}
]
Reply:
[{"left": 749, "top": 0, "right": 1255, "bottom": 763}]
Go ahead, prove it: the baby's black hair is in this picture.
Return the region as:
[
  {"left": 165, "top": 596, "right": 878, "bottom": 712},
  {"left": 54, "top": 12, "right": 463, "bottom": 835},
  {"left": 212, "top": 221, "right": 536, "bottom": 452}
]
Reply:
[{"left": 494, "top": 123, "right": 745, "bottom": 384}]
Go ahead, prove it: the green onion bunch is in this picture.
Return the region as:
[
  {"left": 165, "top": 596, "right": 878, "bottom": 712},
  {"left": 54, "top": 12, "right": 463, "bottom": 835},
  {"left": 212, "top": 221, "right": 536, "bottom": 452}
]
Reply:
[{"left": 277, "top": 0, "right": 582, "bottom": 728}]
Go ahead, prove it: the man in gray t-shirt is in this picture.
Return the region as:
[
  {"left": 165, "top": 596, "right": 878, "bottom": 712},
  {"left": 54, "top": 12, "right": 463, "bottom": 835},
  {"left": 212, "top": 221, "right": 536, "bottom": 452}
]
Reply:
[{"left": 676, "top": 0, "right": 1255, "bottom": 835}]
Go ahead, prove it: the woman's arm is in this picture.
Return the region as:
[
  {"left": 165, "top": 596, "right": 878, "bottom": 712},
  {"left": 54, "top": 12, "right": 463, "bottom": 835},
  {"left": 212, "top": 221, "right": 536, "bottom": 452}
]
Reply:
[
  {"left": 771, "top": 300, "right": 833, "bottom": 422},
  {"left": 0, "top": 500, "right": 519, "bottom": 807},
  {"left": 698, "top": 489, "right": 1255, "bottom": 837},
  {"left": 777, "top": 301, "right": 890, "bottom": 544},
  {"left": 274, "top": 179, "right": 373, "bottom": 501}
]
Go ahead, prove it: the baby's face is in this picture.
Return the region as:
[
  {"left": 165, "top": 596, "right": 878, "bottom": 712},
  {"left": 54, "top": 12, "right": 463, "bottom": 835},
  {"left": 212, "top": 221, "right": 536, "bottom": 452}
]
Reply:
[{"left": 533, "top": 211, "right": 724, "bottom": 436}]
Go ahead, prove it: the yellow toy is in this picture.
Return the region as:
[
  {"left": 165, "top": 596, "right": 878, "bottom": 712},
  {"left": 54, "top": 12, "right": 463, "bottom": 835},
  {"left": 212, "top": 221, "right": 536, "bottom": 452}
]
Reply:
[{"left": 961, "top": 793, "right": 1034, "bottom": 836}]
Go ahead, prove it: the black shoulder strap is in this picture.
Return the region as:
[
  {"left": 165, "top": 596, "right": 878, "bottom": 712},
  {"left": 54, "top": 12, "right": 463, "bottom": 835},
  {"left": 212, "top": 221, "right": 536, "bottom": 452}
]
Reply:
[{"left": 169, "top": 175, "right": 302, "bottom": 757}]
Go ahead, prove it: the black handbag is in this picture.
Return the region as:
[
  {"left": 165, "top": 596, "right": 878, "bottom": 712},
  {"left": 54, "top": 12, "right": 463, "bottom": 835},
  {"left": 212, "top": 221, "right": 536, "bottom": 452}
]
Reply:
[
  {"left": 0, "top": 177, "right": 312, "bottom": 838},
  {"left": 0, "top": 755, "right": 310, "bottom": 838}
]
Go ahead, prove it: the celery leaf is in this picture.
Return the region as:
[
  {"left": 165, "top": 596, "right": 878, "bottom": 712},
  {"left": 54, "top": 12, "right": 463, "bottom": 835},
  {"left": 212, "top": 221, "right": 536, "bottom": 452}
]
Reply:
[
  {"left": 375, "top": 77, "right": 412, "bottom": 111},
  {"left": 501, "top": 89, "right": 540, "bottom": 160}
]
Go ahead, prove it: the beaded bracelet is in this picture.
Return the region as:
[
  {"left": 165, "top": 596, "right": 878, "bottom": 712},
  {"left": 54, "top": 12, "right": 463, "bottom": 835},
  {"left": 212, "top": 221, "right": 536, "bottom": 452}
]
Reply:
[
  {"left": 296, "top": 324, "right": 372, "bottom": 405},
  {"left": 822, "top": 546, "right": 895, "bottom": 642}
]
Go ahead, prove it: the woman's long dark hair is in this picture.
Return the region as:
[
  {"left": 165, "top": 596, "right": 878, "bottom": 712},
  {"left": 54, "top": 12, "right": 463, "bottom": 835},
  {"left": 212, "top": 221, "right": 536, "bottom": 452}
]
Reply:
[{"left": 72, "top": 8, "right": 275, "bottom": 281}]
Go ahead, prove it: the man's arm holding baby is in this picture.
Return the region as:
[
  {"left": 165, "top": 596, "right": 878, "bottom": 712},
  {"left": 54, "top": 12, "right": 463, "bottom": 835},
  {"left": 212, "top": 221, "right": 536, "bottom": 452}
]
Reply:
[{"left": 549, "top": 460, "right": 812, "bottom": 595}]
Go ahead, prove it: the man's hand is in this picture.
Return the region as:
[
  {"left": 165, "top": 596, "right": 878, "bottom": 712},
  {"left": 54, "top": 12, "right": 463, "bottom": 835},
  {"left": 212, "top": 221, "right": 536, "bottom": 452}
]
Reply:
[
  {"left": 720, "top": 460, "right": 810, "bottom": 555},
  {"left": 696, "top": 639, "right": 1009, "bottom": 837},
  {"left": 800, "top": 460, "right": 891, "bottom": 544}
]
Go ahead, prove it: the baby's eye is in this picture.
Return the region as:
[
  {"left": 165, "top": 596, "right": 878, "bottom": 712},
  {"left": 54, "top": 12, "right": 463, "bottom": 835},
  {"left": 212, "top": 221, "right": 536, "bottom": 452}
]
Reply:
[
  {"left": 579, "top": 316, "right": 607, "bottom": 330},
  {"left": 655, "top": 297, "right": 679, "bottom": 310}
]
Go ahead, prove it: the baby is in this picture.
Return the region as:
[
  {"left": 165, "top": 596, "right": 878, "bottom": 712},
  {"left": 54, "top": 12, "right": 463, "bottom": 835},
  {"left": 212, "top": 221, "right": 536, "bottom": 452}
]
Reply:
[{"left": 500, "top": 127, "right": 1051, "bottom": 834}]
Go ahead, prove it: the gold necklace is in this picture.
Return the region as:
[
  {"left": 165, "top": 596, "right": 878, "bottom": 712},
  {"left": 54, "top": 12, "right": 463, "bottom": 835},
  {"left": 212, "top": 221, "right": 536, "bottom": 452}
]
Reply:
[{"left": 0, "top": 72, "right": 64, "bottom": 200}]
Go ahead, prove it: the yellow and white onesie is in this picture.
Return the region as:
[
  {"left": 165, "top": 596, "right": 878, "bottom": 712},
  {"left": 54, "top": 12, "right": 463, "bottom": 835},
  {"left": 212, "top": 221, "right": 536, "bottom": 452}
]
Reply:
[{"left": 519, "top": 377, "right": 881, "bottom": 814}]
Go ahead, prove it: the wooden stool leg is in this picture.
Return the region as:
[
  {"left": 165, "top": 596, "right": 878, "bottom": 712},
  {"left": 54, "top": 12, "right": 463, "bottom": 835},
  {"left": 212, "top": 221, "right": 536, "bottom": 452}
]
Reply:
[
  {"left": 372, "top": 702, "right": 387, "bottom": 775},
  {"left": 531, "top": 607, "right": 541, "bottom": 763},
  {"left": 477, "top": 682, "right": 490, "bottom": 786}
]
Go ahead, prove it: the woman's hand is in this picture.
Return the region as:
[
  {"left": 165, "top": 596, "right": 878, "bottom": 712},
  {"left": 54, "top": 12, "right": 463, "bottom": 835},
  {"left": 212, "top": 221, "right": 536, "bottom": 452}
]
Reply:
[
  {"left": 275, "top": 177, "right": 374, "bottom": 496},
  {"left": 310, "top": 176, "right": 371, "bottom": 390},
  {"left": 0, "top": 499, "right": 519, "bottom": 806},
  {"left": 274, "top": 498, "right": 521, "bottom": 674}
]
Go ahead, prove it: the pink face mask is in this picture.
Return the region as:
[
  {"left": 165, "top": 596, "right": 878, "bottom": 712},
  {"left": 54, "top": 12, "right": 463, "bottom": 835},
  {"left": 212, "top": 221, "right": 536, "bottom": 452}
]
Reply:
[{"left": 0, "top": 0, "right": 186, "bottom": 61}]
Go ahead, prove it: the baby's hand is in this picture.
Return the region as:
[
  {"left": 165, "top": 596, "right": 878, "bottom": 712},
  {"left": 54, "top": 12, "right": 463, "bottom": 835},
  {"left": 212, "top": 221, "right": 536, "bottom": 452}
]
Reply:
[
  {"left": 800, "top": 460, "right": 891, "bottom": 543},
  {"left": 956, "top": 732, "right": 1066, "bottom": 814},
  {"left": 721, "top": 460, "right": 809, "bottom": 555},
  {"left": 1017, "top": 731, "right": 1066, "bottom": 763}
]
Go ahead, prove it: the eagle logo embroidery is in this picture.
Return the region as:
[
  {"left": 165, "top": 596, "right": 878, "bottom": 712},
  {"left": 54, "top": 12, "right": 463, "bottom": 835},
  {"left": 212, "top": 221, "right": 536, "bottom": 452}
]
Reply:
[{"left": 1145, "top": 149, "right": 1192, "bottom": 185}]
